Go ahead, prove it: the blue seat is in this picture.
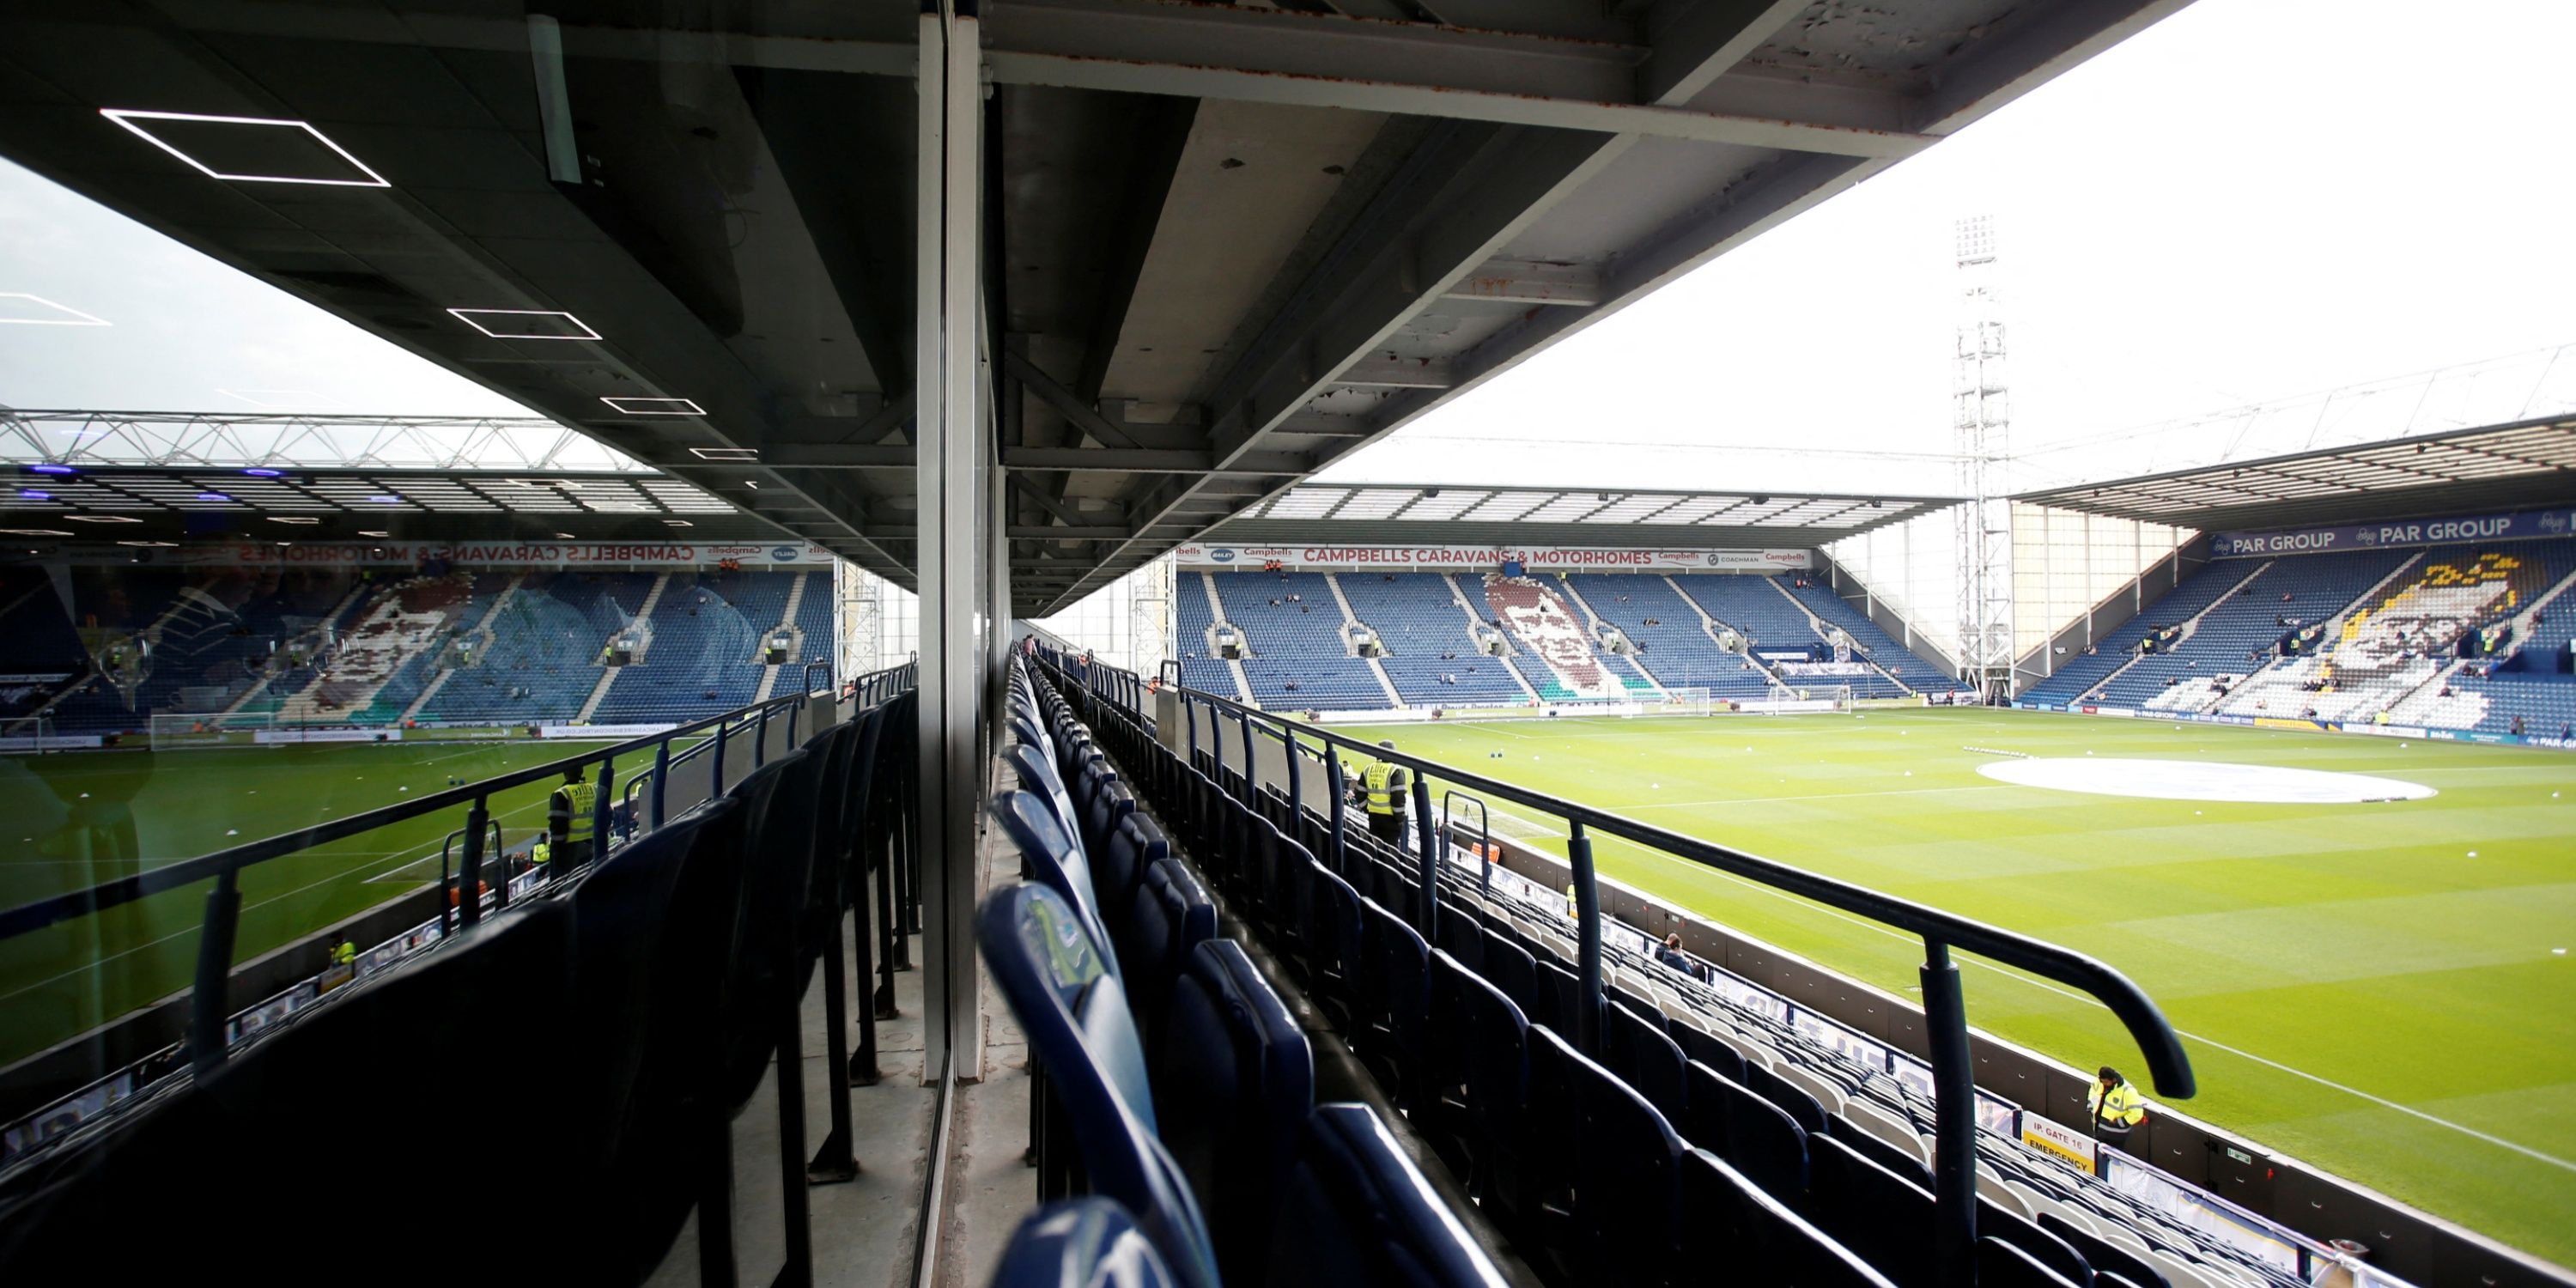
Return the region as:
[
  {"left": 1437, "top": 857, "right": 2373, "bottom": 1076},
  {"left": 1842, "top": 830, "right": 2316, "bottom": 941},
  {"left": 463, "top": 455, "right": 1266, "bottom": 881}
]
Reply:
[
  {"left": 1809, "top": 1133, "right": 1938, "bottom": 1288},
  {"left": 1006, "top": 743, "right": 1084, "bottom": 854},
  {"left": 1265, "top": 1104, "right": 1510, "bottom": 1288},
  {"left": 1433, "top": 949, "right": 1531, "bottom": 1228},
  {"left": 1528, "top": 1024, "right": 1685, "bottom": 1288},
  {"left": 1126, "top": 860, "right": 1217, "bottom": 1048},
  {"left": 1097, "top": 812, "right": 1170, "bottom": 951},
  {"left": 1981, "top": 1236, "right": 2088, "bottom": 1288},
  {"left": 1304, "top": 861, "right": 1365, "bottom": 1030},
  {"left": 1356, "top": 897, "right": 1431, "bottom": 1111},
  {"left": 1680, "top": 1147, "right": 1896, "bottom": 1288},
  {"left": 993, "top": 789, "right": 1124, "bottom": 981},
  {"left": 1151, "top": 939, "right": 1315, "bottom": 1288},
  {"left": 1478, "top": 929, "right": 1536, "bottom": 1017},
  {"left": 978, "top": 884, "right": 1218, "bottom": 1288},
  {"left": 1981, "top": 1199, "right": 2092, "bottom": 1288},
  {"left": 2038, "top": 1212, "right": 2172, "bottom": 1288},
  {"left": 1684, "top": 1060, "right": 1807, "bottom": 1203},
  {"left": 1603, "top": 1003, "right": 1689, "bottom": 1127},
  {"left": 1669, "top": 1022, "right": 1745, "bottom": 1084},
  {"left": 990, "top": 1199, "right": 1179, "bottom": 1288}
]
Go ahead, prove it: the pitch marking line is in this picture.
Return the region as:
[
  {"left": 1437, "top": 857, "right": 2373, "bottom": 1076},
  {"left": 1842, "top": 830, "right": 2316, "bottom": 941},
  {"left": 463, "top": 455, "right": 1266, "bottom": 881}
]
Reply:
[
  {"left": 1478, "top": 804, "right": 2576, "bottom": 1176},
  {"left": 0, "top": 799, "right": 552, "bottom": 1008}
]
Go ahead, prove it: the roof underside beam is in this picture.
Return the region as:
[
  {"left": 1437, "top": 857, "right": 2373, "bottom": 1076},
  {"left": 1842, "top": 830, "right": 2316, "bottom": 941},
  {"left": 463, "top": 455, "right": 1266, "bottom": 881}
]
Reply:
[{"left": 980, "top": 0, "right": 1929, "bottom": 157}]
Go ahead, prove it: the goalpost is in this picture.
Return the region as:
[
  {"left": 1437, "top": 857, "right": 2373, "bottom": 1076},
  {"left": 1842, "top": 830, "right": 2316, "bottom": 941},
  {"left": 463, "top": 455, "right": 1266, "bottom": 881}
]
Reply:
[
  {"left": 1754, "top": 680, "right": 1855, "bottom": 714},
  {"left": 1650, "top": 686, "right": 1713, "bottom": 717},
  {"left": 149, "top": 712, "right": 277, "bottom": 750}
]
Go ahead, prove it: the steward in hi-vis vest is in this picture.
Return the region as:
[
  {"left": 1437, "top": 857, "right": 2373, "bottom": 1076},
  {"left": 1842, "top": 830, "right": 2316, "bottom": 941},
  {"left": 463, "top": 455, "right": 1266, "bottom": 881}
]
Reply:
[
  {"left": 1357, "top": 741, "right": 1412, "bottom": 847},
  {"left": 549, "top": 768, "right": 598, "bottom": 872},
  {"left": 2088, "top": 1066, "right": 2148, "bottom": 1159}
]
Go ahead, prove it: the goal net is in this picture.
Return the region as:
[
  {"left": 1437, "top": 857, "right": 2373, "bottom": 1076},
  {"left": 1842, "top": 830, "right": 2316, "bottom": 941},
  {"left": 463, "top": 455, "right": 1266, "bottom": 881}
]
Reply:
[
  {"left": 1649, "top": 686, "right": 1713, "bottom": 717},
  {"left": 149, "top": 712, "right": 277, "bottom": 750},
  {"left": 1751, "top": 681, "right": 1854, "bottom": 714}
]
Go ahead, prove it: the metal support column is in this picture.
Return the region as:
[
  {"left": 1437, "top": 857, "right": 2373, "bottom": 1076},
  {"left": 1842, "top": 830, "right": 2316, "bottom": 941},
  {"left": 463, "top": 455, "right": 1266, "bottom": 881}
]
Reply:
[
  {"left": 915, "top": 0, "right": 987, "bottom": 1091},
  {"left": 1921, "top": 939, "right": 1978, "bottom": 1288}
]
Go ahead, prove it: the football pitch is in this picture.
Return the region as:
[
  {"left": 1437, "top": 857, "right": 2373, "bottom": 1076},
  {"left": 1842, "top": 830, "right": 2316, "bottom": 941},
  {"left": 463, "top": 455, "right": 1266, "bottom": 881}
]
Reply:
[
  {"left": 0, "top": 739, "right": 625, "bottom": 1071},
  {"left": 1334, "top": 708, "right": 2576, "bottom": 1269}
]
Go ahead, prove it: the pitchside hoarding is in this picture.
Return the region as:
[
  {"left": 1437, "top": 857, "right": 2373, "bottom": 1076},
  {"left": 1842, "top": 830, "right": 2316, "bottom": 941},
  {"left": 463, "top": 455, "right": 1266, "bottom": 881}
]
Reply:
[
  {"left": 2209, "top": 505, "right": 2576, "bottom": 558},
  {"left": 37, "top": 540, "right": 838, "bottom": 569},
  {"left": 1173, "top": 543, "right": 1814, "bottom": 572}
]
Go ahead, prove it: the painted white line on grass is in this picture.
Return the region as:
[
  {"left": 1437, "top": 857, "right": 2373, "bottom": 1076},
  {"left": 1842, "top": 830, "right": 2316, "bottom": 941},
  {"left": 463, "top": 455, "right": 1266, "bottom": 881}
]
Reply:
[
  {"left": 1601, "top": 841, "right": 2576, "bottom": 1176},
  {"left": 0, "top": 800, "right": 550, "bottom": 1007},
  {"left": 1622, "top": 784, "right": 2014, "bottom": 811}
]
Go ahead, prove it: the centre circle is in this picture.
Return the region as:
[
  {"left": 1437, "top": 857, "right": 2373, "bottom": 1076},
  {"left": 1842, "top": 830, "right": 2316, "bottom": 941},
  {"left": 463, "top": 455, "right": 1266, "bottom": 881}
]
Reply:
[{"left": 1974, "top": 757, "right": 2437, "bottom": 804}]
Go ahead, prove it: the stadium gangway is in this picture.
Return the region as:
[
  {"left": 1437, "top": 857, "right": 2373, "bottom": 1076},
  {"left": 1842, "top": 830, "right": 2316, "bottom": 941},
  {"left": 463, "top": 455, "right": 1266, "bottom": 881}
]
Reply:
[
  {"left": 1109, "top": 654, "right": 2195, "bottom": 1288},
  {"left": 0, "top": 661, "right": 918, "bottom": 1087}
]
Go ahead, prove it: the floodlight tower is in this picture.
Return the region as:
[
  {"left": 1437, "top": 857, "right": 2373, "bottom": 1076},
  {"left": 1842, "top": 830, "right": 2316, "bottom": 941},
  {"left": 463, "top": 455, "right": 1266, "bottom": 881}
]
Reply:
[{"left": 1952, "top": 215, "right": 2014, "bottom": 701}]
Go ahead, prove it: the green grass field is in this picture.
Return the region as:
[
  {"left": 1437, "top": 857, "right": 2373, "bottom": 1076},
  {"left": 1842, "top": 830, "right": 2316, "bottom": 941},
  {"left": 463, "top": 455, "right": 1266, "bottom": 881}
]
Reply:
[
  {"left": 0, "top": 740, "right": 623, "bottom": 1069},
  {"left": 1335, "top": 708, "right": 2576, "bottom": 1269}
]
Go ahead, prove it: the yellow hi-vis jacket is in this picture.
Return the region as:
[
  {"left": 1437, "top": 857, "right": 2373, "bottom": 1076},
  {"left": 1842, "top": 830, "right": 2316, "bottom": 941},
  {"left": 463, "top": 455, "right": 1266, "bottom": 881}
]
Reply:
[
  {"left": 552, "top": 781, "right": 598, "bottom": 841},
  {"left": 2089, "top": 1079, "right": 2146, "bottom": 1133},
  {"left": 1358, "top": 760, "right": 1411, "bottom": 816},
  {"left": 532, "top": 836, "right": 552, "bottom": 866}
]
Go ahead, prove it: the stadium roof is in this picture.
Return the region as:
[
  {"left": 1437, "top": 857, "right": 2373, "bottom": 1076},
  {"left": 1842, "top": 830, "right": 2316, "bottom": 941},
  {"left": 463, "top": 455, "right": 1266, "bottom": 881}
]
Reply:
[
  {"left": 1201, "top": 483, "right": 1955, "bottom": 548},
  {"left": 2014, "top": 413, "right": 2576, "bottom": 533},
  {"left": 0, "top": 464, "right": 778, "bottom": 544},
  {"left": 0, "top": 0, "right": 2191, "bottom": 614}
]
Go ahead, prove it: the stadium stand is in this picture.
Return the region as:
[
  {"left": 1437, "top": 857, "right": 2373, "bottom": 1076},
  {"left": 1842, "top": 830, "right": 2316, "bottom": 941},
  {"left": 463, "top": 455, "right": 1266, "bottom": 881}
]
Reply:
[
  {"left": 2020, "top": 560, "right": 2259, "bottom": 707},
  {"left": 1562, "top": 574, "right": 1776, "bottom": 699},
  {"left": 1781, "top": 579, "right": 1955, "bottom": 694},
  {"left": 999, "top": 655, "right": 2364, "bottom": 1288},
  {"left": 2215, "top": 543, "right": 2576, "bottom": 723},
  {"left": 2091, "top": 551, "right": 2410, "bottom": 712},
  {"left": 0, "top": 671, "right": 920, "bottom": 1284},
  {"left": 1336, "top": 572, "right": 1522, "bottom": 708},
  {"left": 1207, "top": 572, "right": 1386, "bottom": 710},
  {"left": 1478, "top": 574, "right": 1627, "bottom": 700},
  {"left": 1172, "top": 574, "right": 1244, "bottom": 700},
  {"left": 0, "top": 564, "right": 826, "bottom": 733}
]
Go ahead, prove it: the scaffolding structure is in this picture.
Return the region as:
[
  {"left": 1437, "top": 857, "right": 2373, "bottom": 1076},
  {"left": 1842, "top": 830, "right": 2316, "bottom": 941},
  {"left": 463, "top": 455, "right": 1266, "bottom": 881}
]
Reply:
[{"left": 1952, "top": 216, "right": 2014, "bottom": 701}]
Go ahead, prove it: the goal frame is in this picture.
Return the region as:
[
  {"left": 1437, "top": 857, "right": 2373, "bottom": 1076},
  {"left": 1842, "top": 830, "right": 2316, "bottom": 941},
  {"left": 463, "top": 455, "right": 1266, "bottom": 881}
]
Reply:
[
  {"left": 149, "top": 712, "right": 278, "bottom": 750},
  {"left": 1753, "top": 680, "right": 1855, "bottom": 714},
  {"left": 1650, "top": 686, "right": 1713, "bottom": 717}
]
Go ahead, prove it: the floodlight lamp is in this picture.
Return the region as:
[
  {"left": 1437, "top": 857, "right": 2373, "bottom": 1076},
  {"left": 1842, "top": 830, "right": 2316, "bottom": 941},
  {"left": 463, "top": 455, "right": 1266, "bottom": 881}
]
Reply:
[
  {"left": 367, "top": 495, "right": 401, "bottom": 504},
  {"left": 65, "top": 514, "right": 143, "bottom": 524},
  {"left": 243, "top": 468, "right": 283, "bottom": 477},
  {"left": 664, "top": 519, "right": 693, "bottom": 527},
  {"left": 198, "top": 493, "right": 231, "bottom": 501},
  {"left": 98, "top": 109, "right": 392, "bottom": 187},
  {"left": 358, "top": 530, "right": 390, "bottom": 538},
  {"left": 17, "top": 490, "right": 49, "bottom": 501},
  {"left": 28, "top": 465, "right": 74, "bottom": 476}
]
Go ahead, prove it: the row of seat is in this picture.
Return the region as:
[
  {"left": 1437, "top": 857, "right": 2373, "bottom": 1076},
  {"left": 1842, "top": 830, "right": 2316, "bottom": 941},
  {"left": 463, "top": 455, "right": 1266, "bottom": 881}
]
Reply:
[
  {"left": 0, "top": 688, "right": 918, "bottom": 1286},
  {"left": 984, "top": 658, "right": 1510, "bottom": 1288},
  {"left": 1042, "top": 658, "right": 2202, "bottom": 1288}
]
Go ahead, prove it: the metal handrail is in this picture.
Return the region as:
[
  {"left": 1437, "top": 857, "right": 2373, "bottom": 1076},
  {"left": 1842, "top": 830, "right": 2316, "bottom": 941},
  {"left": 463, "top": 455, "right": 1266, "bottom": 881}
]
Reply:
[
  {"left": 0, "top": 660, "right": 914, "bottom": 1078},
  {"left": 1088, "top": 665, "right": 2192, "bottom": 1288}
]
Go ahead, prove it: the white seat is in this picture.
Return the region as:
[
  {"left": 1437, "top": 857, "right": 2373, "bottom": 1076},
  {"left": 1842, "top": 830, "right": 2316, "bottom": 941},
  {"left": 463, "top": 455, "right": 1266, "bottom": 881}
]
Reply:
[
  {"left": 2035, "top": 1197, "right": 2099, "bottom": 1237},
  {"left": 1843, "top": 1098, "right": 1925, "bottom": 1167},
  {"left": 1978, "top": 1171, "right": 2035, "bottom": 1221},
  {"left": 1777, "top": 1063, "right": 1849, "bottom": 1116},
  {"left": 2151, "top": 1251, "right": 2221, "bottom": 1288}
]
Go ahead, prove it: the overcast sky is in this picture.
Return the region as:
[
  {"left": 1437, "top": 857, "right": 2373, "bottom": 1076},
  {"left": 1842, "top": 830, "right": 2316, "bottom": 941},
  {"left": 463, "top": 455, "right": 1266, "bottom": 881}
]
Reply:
[
  {"left": 1325, "top": 0, "right": 2576, "bottom": 495},
  {"left": 3, "top": 0, "right": 2572, "bottom": 495}
]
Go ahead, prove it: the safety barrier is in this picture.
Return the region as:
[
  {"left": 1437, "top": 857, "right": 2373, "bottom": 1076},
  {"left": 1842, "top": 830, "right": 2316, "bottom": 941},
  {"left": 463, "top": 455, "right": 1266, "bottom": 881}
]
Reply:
[{"left": 0, "top": 661, "right": 918, "bottom": 1172}]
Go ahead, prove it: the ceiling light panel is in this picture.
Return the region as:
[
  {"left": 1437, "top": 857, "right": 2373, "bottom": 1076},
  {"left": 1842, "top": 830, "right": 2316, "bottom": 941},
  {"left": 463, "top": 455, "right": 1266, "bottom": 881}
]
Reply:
[
  {"left": 447, "top": 308, "right": 599, "bottom": 340},
  {"left": 601, "top": 397, "right": 707, "bottom": 416},
  {"left": 1458, "top": 490, "right": 1552, "bottom": 522},
  {"left": 1392, "top": 490, "right": 1487, "bottom": 521},
  {"left": 100, "top": 109, "right": 391, "bottom": 186},
  {"left": 1265, "top": 488, "right": 1346, "bottom": 519},
  {"left": 1328, "top": 489, "right": 1416, "bottom": 520}
]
